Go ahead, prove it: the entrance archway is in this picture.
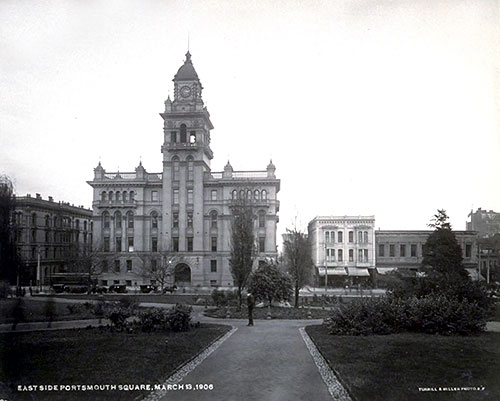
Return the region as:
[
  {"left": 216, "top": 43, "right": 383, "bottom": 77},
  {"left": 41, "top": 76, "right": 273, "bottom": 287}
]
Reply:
[{"left": 174, "top": 263, "right": 191, "bottom": 286}]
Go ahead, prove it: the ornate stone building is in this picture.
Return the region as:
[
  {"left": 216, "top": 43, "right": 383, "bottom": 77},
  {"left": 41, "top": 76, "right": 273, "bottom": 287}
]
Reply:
[{"left": 88, "top": 52, "right": 280, "bottom": 288}]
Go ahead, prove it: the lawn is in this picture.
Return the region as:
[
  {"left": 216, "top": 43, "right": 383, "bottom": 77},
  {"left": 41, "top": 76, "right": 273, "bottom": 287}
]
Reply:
[
  {"left": 45, "top": 293, "right": 210, "bottom": 305},
  {"left": 204, "top": 305, "right": 332, "bottom": 319},
  {"left": 0, "top": 323, "right": 230, "bottom": 401},
  {"left": 306, "top": 325, "right": 500, "bottom": 401},
  {"left": 0, "top": 298, "right": 96, "bottom": 324}
]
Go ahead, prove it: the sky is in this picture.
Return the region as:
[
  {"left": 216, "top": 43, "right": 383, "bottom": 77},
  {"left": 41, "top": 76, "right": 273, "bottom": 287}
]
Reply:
[{"left": 1, "top": 0, "right": 499, "bottom": 239}]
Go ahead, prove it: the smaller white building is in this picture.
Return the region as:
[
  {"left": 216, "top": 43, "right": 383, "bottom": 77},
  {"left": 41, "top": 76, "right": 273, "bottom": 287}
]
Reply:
[{"left": 308, "top": 216, "right": 376, "bottom": 285}]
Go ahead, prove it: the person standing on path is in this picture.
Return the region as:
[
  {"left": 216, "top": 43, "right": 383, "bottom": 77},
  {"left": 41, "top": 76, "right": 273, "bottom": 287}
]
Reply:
[{"left": 247, "top": 292, "right": 255, "bottom": 326}]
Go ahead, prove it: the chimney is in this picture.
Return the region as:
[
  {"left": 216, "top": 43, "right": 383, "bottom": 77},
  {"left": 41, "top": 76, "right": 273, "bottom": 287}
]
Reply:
[
  {"left": 36, "top": 193, "right": 41, "bottom": 199},
  {"left": 49, "top": 196, "right": 53, "bottom": 202}
]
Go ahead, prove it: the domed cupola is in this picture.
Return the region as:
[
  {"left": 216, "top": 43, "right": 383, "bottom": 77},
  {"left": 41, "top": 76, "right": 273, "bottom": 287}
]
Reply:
[{"left": 173, "top": 51, "right": 200, "bottom": 81}]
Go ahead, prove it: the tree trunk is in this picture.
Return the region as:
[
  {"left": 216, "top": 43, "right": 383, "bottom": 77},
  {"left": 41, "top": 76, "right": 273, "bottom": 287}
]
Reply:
[
  {"left": 294, "top": 284, "right": 300, "bottom": 308},
  {"left": 237, "top": 287, "right": 242, "bottom": 312}
]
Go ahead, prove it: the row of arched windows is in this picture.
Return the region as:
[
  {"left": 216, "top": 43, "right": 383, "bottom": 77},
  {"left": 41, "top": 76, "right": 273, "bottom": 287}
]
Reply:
[
  {"left": 231, "top": 189, "right": 268, "bottom": 201},
  {"left": 101, "top": 191, "right": 135, "bottom": 202},
  {"left": 101, "top": 211, "right": 160, "bottom": 230}
]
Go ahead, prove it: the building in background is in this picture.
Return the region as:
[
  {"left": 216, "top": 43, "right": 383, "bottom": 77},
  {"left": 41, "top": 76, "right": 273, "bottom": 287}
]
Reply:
[
  {"left": 13, "top": 193, "right": 92, "bottom": 286},
  {"left": 375, "top": 230, "right": 479, "bottom": 280},
  {"left": 88, "top": 52, "right": 280, "bottom": 288},
  {"left": 308, "top": 216, "right": 376, "bottom": 286},
  {"left": 307, "top": 215, "right": 483, "bottom": 286},
  {"left": 466, "top": 208, "right": 500, "bottom": 238}
]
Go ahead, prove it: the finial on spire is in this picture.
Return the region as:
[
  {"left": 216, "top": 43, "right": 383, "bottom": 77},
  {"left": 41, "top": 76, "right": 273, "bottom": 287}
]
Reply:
[{"left": 188, "top": 32, "right": 190, "bottom": 52}]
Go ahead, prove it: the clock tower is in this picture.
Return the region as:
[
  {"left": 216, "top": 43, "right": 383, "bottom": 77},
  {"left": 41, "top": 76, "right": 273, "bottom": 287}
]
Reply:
[{"left": 160, "top": 52, "right": 214, "bottom": 272}]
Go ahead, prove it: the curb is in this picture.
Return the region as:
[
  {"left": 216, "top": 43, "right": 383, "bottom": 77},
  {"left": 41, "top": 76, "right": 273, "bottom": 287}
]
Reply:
[
  {"left": 300, "top": 326, "right": 354, "bottom": 401},
  {"left": 140, "top": 325, "right": 238, "bottom": 401}
]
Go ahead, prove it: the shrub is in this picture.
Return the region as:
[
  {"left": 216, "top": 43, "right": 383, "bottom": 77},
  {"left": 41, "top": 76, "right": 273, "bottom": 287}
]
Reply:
[
  {"left": 66, "top": 304, "right": 82, "bottom": 314},
  {"left": 326, "top": 296, "right": 488, "bottom": 336},
  {"left": 0, "top": 281, "right": 11, "bottom": 298},
  {"left": 211, "top": 289, "right": 238, "bottom": 307},
  {"left": 104, "top": 306, "right": 132, "bottom": 331},
  {"left": 167, "top": 304, "right": 192, "bottom": 332},
  {"left": 118, "top": 296, "right": 137, "bottom": 309},
  {"left": 138, "top": 308, "right": 170, "bottom": 332}
]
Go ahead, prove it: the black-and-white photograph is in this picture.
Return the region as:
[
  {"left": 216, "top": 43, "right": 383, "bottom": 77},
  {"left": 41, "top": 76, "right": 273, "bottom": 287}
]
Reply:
[{"left": 1, "top": 1, "right": 499, "bottom": 400}]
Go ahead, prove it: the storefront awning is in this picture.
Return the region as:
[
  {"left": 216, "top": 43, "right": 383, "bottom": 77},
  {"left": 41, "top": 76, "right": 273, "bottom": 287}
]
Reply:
[
  {"left": 318, "top": 267, "right": 348, "bottom": 276},
  {"left": 376, "top": 267, "right": 398, "bottom": 275},
  {"left": 346, "top": 267, "right": 370, "bottom": 277},
  {"left": 465, "top": 268, "right": 484, "bottom": 281}
]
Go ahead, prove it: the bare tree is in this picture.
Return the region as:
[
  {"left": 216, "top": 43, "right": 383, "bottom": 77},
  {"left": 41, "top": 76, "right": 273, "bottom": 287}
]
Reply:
[
  {"left": 0, "top": 175, "right": 22, "bottom": 285},
  {"left": 283, "top": 227, "right": 313, "bottom": 308},
  {"left": 136, "top": 251, "right": 176, "bottom": 292},
  {"left": 229, "top": 199, "right": 255, "bottom": 310},
  {"left": 67, "top": 243, "right": 110, "bottom": 289}
]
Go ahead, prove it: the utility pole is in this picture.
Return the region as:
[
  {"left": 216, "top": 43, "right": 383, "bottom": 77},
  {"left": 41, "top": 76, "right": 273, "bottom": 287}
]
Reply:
[{"left": 324, "top": 234, "right": 328, "bottom": 294}]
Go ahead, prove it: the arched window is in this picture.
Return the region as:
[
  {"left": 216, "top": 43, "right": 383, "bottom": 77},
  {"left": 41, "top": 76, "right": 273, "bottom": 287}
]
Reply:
[
  {"left": 239, "top": 189, "right": 245, "bottom": 199},
  {"left": 84, "top": 221, "right": 87, "bottom": 231},
  {"left": 108, "top": 191, "right": 114, "bottom": 202},
  {"left": 358, "top": 231, "right": 363, "bottom": 243},
  {"left": 115, "top": 191, "right": 121, "bottom": 201},
  {"left": 254, "top": 190, "right": 260, "bottom": 201},
  {"left": 172, "top": 156, "right": 180, "bottom": 180},
  {"left": 247, "top": 190, "right": 252, "bottom": 200},
  {"left": 45, "top": 215, "right": 50, "bottom": 227},
  {"left": 101, "top": 191, "right": 107, "bottom": 201},
  {"left": 53, "top": 216, "right": 58, "bottom": 228},
  {"left": 325, "top": 231, "right": 330, "bottom": 243},
  {"left": 189, "top": 131, "right": 196, "bottom": 144},
  {"left": 180, "top": 124, "right": 187, "bottom": 143},
  {"left": 258, "top": 211, "right": 266, "bottom": 228},
  {"left": 32, "top": 213, "right": 37, "bottom": 226},
  {"left": 122, "top": 191, "right": 128, "bottom": 201},
  {"left": 102, "top": 212, "right": 110, "bottom": 229},
  {"left": 210, "top": 211, "right": 218, "bottom": 228},
  {"left": 115, "top": 212, "right": 122, "bottom": 229},
  {"left": 364, "top": 231, "right": 368, "bottom": 243},
  {"left": 261, "top": 190, "right": 267, "bottom": 200},
  {"left": 187, "top": 156, "right": 194, "bottom": 181},
  {"left": 130, "top": 191, "right": 135, "bottom": 201},
  {"left": 151, "top": 212, "right": 158, "bottom": 229},
  {"left": 232, "top": 189, "right": 237, "bottom": 200},
  {"left": 127, "top": 212, "right": 134, "bottom": 228}
]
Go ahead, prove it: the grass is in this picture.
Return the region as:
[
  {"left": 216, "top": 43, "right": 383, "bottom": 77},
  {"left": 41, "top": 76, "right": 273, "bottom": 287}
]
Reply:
[
  {"left": 306, "top": 324, "right": 500, "bottom": 401},
  {"left": 45, "top": 293, "right": 210, "bottom": 305},
  {"left": 204, "top": 305, "right": 332, "bottom": 319},
  {"left": 0, "top": 323, "right": 230, "bottom": 401},
  {"left": 0, "top": 298, "right": 96, "bottom": 324}
]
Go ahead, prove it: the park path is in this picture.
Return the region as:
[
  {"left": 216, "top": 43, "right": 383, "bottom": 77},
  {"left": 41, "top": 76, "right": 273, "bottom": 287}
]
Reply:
[{"left": 148, "top": 318, "right": 350, "bottom": 401}]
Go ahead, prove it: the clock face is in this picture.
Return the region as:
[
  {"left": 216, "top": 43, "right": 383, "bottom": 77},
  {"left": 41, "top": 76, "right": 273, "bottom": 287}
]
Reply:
[{"left": 180, "top": 86, "right": 191, "bottom": 98}]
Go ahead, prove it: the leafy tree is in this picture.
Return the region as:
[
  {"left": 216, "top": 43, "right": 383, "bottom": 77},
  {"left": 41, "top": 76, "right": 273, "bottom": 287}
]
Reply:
[
  {"left": 229, "top": 199, "right": 255, "bottom": 310},
  {"left": 283, "top": 227, "right": 313, "bottom": 308},
  {"left": 422, "top": 209, "right": 468, "bottom": 280},
  {"left": 247, "top": 262, "right": 292, "bottom": 306},
  {"left": 0, "top": 175, "right": 21, "bottom": 285}
]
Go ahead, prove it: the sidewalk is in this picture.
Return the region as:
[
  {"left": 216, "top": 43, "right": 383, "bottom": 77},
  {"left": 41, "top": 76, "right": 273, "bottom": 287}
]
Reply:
[{"left": 151, "top": 318, "right": 348, "bottom": 401}]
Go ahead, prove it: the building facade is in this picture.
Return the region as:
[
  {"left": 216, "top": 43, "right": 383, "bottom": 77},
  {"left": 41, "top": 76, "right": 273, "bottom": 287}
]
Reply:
[
  {"left": 88, "top": 52, "right": 280, "bottom": 288},
  {"left": 308, "top": 216, "right": 376, "bottom": 285},
  {"left": 308, "top": 215, "right": 482, "bottom": 285},
  {"left": 466, "top": 208, "right": 500, "bottom": 238},
  {"left": 375, "top": 230, "right": 479, "bottom": 278},
  {"left": 13, "top": 193, "right": 93, "bottom": 286}
]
